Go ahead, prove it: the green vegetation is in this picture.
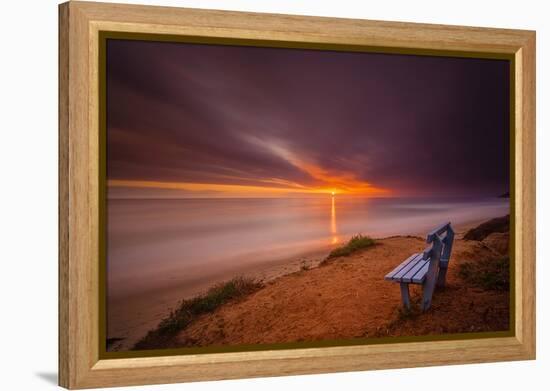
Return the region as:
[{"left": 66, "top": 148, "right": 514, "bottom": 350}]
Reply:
[
  {"left": 458, "top": 256, "right": 510, "bottom": 291},
  {"left": 324, "top": 234, "right": 375, "bottom": 261},
  {"left": 134, "top": 277, "right": 262, "bottom": 350},
  {"left": 463, "top": 215, "right": 509, "bottom": 241}
]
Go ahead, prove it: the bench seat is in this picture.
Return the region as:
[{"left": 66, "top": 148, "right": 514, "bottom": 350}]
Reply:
[
  {"left": 384, "top": 222, "right": 455, "bottom": 311},
  {"left": 384, "top": 253, "right": 430, "bottom": 284}
]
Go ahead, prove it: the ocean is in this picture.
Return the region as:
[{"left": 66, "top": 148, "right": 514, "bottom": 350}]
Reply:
[{"left": 106, "top": 196, "right": 509, "bottom": 301}]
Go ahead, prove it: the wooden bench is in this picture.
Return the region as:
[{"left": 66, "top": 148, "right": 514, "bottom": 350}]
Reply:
[{"left": 384, "top": 222, "right": 455, "bottom": 311}]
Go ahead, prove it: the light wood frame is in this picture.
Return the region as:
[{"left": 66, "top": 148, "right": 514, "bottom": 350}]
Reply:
[{"left": 59, "top": 1, "right": 536, "bottom": 389}]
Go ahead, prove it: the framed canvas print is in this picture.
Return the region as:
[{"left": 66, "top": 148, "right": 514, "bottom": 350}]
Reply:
[{"left": 58, "top": 1, "right": 536, "bottom": 389}]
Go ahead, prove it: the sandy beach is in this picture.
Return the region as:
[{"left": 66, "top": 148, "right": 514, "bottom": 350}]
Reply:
[
  {"left": 107, "top": 246, "right": 331, "bottom": 351},
  {"left": 107, "top": 215, "right": 509, "bottom": 351}
]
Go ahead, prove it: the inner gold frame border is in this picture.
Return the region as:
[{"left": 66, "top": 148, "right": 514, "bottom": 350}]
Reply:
[{"left": 59, "top": 1, "right": 536, "bottom": 389}]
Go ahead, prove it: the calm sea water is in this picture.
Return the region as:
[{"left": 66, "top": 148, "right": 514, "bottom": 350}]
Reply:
[{"left": 107, "top": 197, "right": 509, "bottom": 299}]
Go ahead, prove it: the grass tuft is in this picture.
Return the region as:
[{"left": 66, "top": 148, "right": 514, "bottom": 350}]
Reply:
[
  {"left": 133, "top": 276, "right": 262, "bottom": 350},
  {"left": 458, "top": 257, "right": 509, "bottom": 291},
  {"left": 325, "top": 234, "right": 375, "bottom": 260}
]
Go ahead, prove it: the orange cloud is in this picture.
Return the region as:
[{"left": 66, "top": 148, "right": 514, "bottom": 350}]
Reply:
[
  {"left": 109, "top": 173, "right": 389, "bottom": 198},
  {"left": 108, "top": 179, "right": 303, "bottom": 195},
  {"left": 241, "top": 136, "right": 391, "bottom": 196},
  {"left": 295, "top": 160, "right": 389, "bottom": 196},
  {"left": 109, "top": 138, "right": 392, "bottom": 198}
]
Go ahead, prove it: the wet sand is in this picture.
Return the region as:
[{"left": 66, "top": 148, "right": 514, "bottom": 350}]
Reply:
[{"left": 107, "top": 246, "right": 331, "bottom": 351}]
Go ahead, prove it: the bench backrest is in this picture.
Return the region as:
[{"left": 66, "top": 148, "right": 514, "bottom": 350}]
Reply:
[
  {"left": 426, "top": 222, "right": 454, "bottom": 260},
  {"left": 426, "top": 221, "right": 452, "bottom": 243},
  {"left": 421, "top": 222, "right": 455, "bottom": 310}
]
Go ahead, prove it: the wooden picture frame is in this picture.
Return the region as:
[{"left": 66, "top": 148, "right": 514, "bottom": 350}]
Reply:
[{"left": 59, "top": 1, "right": 536, "bottom": 389}]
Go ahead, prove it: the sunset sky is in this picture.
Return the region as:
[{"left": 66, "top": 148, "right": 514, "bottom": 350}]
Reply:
[{"left": 106, "top": 39, "right": 510, "bottom": 199}]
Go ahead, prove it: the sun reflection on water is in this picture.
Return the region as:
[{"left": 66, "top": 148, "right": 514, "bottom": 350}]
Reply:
[{"left": 330, "top": 195, "right": 339, "bottom": 244}]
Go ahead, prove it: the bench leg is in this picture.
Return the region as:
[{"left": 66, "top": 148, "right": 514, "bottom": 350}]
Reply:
[
  {"left": 437, "top": 261, "right": 449, "bottom": 288},
  {"left": 422, "top": 276, "right": 437, "bottom": 311},
  {"left": 400, "top": 283, "right": 411, "bottom": 310}
]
